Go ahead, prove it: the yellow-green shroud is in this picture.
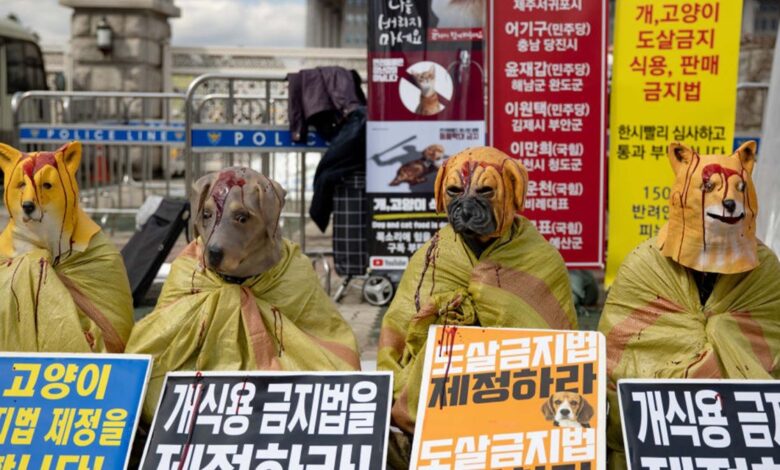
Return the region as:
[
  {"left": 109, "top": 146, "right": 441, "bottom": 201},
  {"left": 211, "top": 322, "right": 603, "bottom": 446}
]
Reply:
[
  {"left": 127, "top": 239, "right": 361, "bottom": 422},
  {"left": 0, "top": 231, "right": 134, "bottom": 353},
  {"left": 378, "top": 217, "right": 577, "bottom": 434},
  {"left": 599, "top": 237, "right": 780, "bottom": 470}
]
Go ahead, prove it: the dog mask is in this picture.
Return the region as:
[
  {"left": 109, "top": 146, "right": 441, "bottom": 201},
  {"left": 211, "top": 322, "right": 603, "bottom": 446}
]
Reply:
[
  {"left": 0, "top": 141, "right": 99, "bottom": 259},
  {"left": 192, "top": 167, "right": 286, "bottom": 280},
  {"left": 434, "top": 146, "right": 528, "bottom": 242},
  {"left": 542, "top": 392, "right": 594, "bottom": 428},
  {"left": 657, "top": 141, "right": 759, "bottom": 274}
]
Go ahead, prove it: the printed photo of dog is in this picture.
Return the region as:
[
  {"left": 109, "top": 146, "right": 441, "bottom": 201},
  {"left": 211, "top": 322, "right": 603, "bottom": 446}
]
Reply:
[
  {"left": 390, "top": 144, "right": 446, "bottom": 186},
  {"left": 542, "top": 392, "right": 594, "bottom": 428},
  {"left": 411, "top": 66, "right": 445, "bottom": 116}
]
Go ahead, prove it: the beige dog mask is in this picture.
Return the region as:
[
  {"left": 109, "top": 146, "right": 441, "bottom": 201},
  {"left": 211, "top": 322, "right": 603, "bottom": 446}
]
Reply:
[
  {"left": 192, "top": 167, "right": 286, "bottom": 279},
  {"left": 658, "top": 141, "right": 759, "bottom": 274},
  {"left": 434, "top": 146, "right": 528, "bottom": 241}
]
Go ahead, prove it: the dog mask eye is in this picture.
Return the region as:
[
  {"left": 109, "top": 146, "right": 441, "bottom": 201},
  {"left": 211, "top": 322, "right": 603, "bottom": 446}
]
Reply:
[
  {"left": 476, "top": 186, "right": 494, "bottom": 197},
  {"left": 701, "top": 180, "right": 715, "bottom": 192},
  {"left": 235, "top": 213, "right": 249, "bottom": 224},
  {"left": 554, "top": 400, "right": 562, "bottom": 405},
  {"left": 446, "top": 186, "right": 464, "bottom": 197},
  {"left": 202, "top": 210, "right": 213, "bottom": 220},
  {"left": 17, "top": 181, "right": 25, "bottom": 189},
  {"left": 43, "top": 182, "right": 52, "bottom": 190},
  {"left": 571, "top": 401, "right": 579, "bottom": 407},
  {"left": 736, "top": 181, "right": 746, "bottom": 192}
]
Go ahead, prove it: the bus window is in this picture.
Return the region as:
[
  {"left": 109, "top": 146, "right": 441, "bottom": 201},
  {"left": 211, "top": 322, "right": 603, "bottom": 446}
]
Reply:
[{"left": 5, "top": 39, "right": 47, "bottom": 94}]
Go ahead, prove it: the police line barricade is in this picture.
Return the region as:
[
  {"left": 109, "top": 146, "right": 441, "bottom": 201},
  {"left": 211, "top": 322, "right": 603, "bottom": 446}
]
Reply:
[
  {"left": 0, "top": 352, "right": 151, "bottom": 470},
  {"left": 184, "top": 72, "right": 327, "bottom": 252},
  {"left": 410, "top": 326, "right": 607, "bottom": 470},
  {"left": 140, "top": 371, "right": 393, "bottom": 470},
  {"left": 12, "top": 91, "right": 189, "bottom": 221},
  {"left": 618, "top": 380, "right": 780, "bottom": 470}
]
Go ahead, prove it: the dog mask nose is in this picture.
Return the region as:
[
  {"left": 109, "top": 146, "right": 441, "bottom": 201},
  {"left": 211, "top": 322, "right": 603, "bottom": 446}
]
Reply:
[
  {"left": 559, "top": 409, "right": 570, "bottom": 416},
  {"left": 207, "top": 246, "right": 224, "bottom": 266},
  {"left": 723, "top": 199, "right": 736, "bottom": 213},
  {"left": 22, "top": 201, "right": 36, "bottom": 216}
]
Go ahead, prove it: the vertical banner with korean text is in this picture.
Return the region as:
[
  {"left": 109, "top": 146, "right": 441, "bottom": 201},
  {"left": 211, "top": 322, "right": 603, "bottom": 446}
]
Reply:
[
  {"left": 606, "top": 1, "right": 743, "bottom": 284},
  {"left": 411, "top": 326, "right": 607, "bottom": 470},
  {"left": 0, "top": 353, "right": 151, "bottom": 470},
  {"left": 141, "top": 372, "right": 393, "bottom": 469},
  {"left": 487, "top": 0, "right": 608, "bottom": 267},
  {"left": 367, "top": 0, "right": 486, "bottom": 270},
  {"left": 618, "top": 380, "right": 780, "bottom": 470}
]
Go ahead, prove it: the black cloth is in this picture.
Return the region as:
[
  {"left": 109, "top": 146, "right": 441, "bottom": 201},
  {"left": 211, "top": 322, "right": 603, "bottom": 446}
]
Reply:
[
  {"left": 287, "top": 67, "right": 366, "bottom": 142},
  {"left": 309, "top": 106, "right": 367, "bottom": 232}
]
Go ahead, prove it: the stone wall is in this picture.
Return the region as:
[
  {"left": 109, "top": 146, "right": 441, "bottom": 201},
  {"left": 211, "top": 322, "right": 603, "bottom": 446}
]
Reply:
[{"left": 68, "top": 10, "right": 171, "bottom": 92}]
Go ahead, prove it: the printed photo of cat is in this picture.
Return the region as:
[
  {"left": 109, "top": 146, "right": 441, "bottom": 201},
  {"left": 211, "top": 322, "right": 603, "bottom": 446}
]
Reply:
[
  {"left": 411, "top": 66, "right": 445, "bottom": 116},
  {"left": 430, "top": 0, "right": 485, "bottom": 29}
]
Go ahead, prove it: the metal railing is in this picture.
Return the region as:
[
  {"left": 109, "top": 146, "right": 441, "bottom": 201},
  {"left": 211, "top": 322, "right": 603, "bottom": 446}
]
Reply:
[{"left": 182, "top": 72, "right": 328, "bottom": 252}]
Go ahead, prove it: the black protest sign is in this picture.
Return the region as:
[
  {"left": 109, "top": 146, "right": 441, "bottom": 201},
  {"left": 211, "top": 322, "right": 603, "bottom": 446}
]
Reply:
[
  {"left": 619, "top": 380, "right": 780, "bottom": 470},
  {"left": 140, "top": 372, "right": 392, "bottom": 470}
]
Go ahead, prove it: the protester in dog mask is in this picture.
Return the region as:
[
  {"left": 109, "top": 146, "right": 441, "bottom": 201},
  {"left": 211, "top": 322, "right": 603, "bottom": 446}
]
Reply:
[
  {"left": 127, "top": 167, "right": 361, "bottom": 422},
  {"left": 599, "top": 141, "right": 780, "bottom": 470},
  {"left": 378, "top": 147, "right": 577, "bottom": 466},
  {"left": 0, "top": 141, "right": 134, "bottom": 353}
]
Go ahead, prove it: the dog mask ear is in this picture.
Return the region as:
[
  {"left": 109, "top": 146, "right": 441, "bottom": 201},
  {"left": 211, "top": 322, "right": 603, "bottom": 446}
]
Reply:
[
  {"left": 434, "top": 158, "right": 449, "bottom": 214},
  {"left": 504, "top": 158, "right": 528, "bottom": 212},
  {"left": 0, "top": 143, "right": 22, "bottom": 175},
  {"left": 258, "top": 177, "right": 286, "bottom": 239},
  {"left": 541, "top": 396, "right": 555, "bottom": 420},
  {"left": 58, "top": 141, "right": 82, "bottom": 176},
  {"left": 191, "top": 173, "right": 216, "bottom": 238},
  {"left": 668, "top": 142, "right": 696, "bottom": 175},
  {"left": 734, "top": 140, "right": 757, "bottom": 175},
  {"left": 577, "top": 396, "right": 594, "bottom": 425}
]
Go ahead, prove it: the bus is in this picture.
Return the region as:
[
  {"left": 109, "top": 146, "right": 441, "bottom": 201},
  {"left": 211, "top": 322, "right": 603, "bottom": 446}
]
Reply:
[{"left": 0, "top": 17, "right": 47, "bottom": 146}]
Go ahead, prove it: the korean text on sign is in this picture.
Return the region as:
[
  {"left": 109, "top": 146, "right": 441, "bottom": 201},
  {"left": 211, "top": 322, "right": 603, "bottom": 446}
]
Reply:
[
  {"left": 0, "top": 353, "right": 151, "bottom": 470},
  {"left": 411, "top": 326, "right": 607, "bottom": 470},
  {"left": 619, "top": 380, "right": 780, "bottom": 470},
  {"left": 606, "top": 0, "right": 743, "bottom": 284},
  {"left": 141, "top": 372, "right": 393, "bottom": 470}
]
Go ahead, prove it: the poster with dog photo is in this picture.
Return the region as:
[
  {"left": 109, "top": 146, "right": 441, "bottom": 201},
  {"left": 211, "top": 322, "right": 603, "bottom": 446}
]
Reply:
[
  {"left": 410, "top": 326, "right": 607, "bottom": 470},
  {"left": 368, "top": 0, "right": 485, "bottom": 267}
]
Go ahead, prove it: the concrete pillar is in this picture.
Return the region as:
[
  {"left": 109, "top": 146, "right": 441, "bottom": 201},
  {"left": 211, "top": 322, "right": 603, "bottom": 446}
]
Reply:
[
  {"left": 757, "top": 32, "right": 780, "bottom": 252},
  {"left": 59, "top": 0, "right": 180, "bottom": 93}
]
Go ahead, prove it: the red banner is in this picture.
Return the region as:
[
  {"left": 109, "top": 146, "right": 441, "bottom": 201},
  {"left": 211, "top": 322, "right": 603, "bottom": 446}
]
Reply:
[{"left": 487, "top": 1, "right": 608, "bottom": 268}]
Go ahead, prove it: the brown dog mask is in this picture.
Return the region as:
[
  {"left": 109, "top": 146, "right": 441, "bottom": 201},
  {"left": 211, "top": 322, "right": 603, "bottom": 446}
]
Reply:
[
  {"left": 434, "top": 146, "right": 528, "bottom": 242},
  {"left": 658, "top": 141, "right": 759, "bottom": 274},
  {"left": 191, "top": 167, "right": 286, "bottom": 280}
]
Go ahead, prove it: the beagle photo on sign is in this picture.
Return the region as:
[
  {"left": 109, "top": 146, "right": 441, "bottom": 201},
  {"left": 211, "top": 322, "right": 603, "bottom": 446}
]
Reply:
[{"left": 542, "top": 392, "right": 594, "bottom": 428}]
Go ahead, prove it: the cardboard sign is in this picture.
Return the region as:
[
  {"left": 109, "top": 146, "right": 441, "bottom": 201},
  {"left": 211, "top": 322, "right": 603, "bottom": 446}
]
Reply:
[
  {"left": 618, "top": 379, "right": 780, "bottom": 470},
  {"left": 140, "top": 372, "right": 393, "bottom": 470},
  {"left": 366, "top": 0, "right": 486, "bottom": 270},
  {"left": 411, "top": 326, "right": 607, "bottom": 470},
  {"left": 605, "top": 0, "right": 744, "bottom": 284},
  {"left": 0, "top": 353, "right": 151, "bottom": 470},
  {"left": 487, "top": 0, "right": 609, "bottom": 268}
]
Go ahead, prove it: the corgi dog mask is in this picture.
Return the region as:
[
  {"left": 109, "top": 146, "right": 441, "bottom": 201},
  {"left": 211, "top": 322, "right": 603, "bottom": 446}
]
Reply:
[
  {"left": 0, "top": 141, "right": 99, "bottom": 261},
  {"left": 658, "top": 141, "right": 759, "bottom": 274}
]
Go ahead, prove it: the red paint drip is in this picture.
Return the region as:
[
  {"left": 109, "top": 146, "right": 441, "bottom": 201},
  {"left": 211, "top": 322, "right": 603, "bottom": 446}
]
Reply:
[
  {"left": 9, "top": 260, "right": 24, "bottom": 321},
  {"left": 700, "top": 163, "right": 747, "bottom": 250},
  {"left": 177, "top": 372, "right": 205, "bottom": 470},
  {"left": 235, "top": 378, "right": 248, "bottom": 414},
  {"left": 415, "top": 232, "right": 440, "bottom": 312},
  {"left": 438, "top": 325, "right": 458, "bottom": 409},
  {"left": 202, "top": 170, "right": 247, "bottom": 267},
  {"left": 272, "top": 306, "right": 285, "bottom": 357}
]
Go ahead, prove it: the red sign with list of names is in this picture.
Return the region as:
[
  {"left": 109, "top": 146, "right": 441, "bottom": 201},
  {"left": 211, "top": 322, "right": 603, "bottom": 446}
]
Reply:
[{"left": 487, "top": 0, "right": 608, "bottom": 268}]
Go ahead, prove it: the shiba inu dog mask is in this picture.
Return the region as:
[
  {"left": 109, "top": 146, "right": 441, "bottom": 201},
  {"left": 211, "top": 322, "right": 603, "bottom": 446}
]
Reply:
[
  {"left": 434, "top": 146, "right": 528, "bottom": 242},
  {"left": 0, "top": 141, "right": 99, "bottom": 260},
  {"left": 658, "top": 141, "right": 759, "bottom": 274}
]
